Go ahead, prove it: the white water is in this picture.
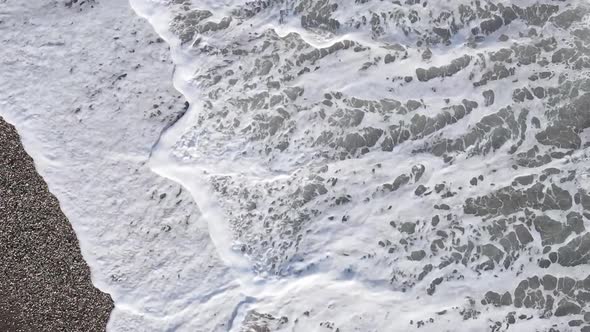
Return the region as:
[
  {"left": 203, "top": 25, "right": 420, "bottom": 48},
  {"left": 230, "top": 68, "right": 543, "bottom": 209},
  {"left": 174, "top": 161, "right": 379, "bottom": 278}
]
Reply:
[{"left": 126, "top": 0, "right": 577, "bottom": 331}]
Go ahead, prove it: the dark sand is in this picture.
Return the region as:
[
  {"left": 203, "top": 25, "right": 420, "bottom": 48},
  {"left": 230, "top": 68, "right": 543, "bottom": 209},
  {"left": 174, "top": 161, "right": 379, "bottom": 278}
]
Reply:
[{"left": 0, "top": 117, "right": 113, "bottom": 331}]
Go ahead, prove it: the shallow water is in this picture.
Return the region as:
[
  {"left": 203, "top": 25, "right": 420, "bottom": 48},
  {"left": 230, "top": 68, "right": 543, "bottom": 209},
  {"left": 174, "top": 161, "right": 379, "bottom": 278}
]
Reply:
[{"left": 129, "top": 0, "right": 590, "bottom": 331}]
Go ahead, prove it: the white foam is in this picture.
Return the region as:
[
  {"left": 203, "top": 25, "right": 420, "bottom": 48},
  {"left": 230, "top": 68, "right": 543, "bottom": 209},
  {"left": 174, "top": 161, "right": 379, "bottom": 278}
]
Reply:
[{"left": 126, "top": 0, "right": 584, "bottom": 330}]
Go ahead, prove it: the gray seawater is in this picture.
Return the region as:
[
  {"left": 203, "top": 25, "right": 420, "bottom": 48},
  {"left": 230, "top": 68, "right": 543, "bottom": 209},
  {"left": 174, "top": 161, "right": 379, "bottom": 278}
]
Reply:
[{"left": 136, "top": 0, "right": 590, "bottom": 331}]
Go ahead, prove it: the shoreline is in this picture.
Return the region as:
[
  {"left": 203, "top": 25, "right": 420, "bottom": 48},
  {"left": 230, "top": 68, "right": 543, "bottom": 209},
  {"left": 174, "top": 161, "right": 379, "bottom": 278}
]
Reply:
[
  {"left": 0, "top": 0, "right": 234, "bottom": 330},
  {"left": 0, "top": 117, "right": 113, "bottom": 331}
]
